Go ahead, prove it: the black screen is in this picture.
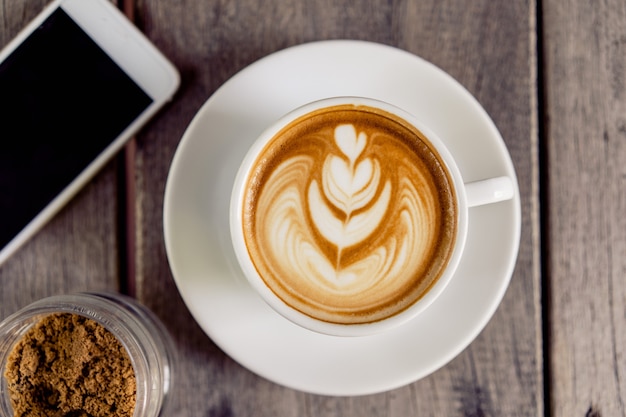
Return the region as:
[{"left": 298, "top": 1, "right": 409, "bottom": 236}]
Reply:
[{"left": 0, "top": 8, "right": 153, "bottom": 249}]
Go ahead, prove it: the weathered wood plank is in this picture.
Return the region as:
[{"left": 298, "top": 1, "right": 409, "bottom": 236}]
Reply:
[
  {"left": 0, "top": 0, "right": 121, "bottom": 317},
  {"left": 543, "top": 1, "right": 626, "bottom": 416},
  {"left": 132, "top": 0, "right": 540, "bottom": 415}
]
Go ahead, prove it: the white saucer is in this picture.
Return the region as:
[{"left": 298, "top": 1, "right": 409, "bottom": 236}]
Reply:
[{"left": 163, "top": 40, "right": 521, "bottom": 396}]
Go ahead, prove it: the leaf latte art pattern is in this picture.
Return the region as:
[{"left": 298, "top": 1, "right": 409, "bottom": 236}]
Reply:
[
  {"left": 243, "top": 106, "right": 457, "bottom": 324},
  {"left": 308, "top": 124, "right": 392, "bottom": 278}
]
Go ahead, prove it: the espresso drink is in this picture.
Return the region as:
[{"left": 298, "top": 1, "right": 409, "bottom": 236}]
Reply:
[{"left": 241, "top": 104, "right": 457, "bottom": 325}]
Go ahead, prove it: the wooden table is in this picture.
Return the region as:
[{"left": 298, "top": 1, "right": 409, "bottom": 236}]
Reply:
[{"left": 1, "top": 1, "right": 624, "bottom": 416}]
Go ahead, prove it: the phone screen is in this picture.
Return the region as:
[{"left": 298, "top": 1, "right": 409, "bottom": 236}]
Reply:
[{"left": 0, "top": 8, "right": 153, "bottom": 250}]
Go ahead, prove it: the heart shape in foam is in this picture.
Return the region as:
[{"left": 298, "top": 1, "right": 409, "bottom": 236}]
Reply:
[{"left": 334, "top": 124, "right": 366, "bottom": 163}]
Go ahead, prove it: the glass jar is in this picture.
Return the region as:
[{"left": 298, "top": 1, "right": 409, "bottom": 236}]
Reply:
[{"left": 0, "top": 292, "right": 176, "bottom": 417}]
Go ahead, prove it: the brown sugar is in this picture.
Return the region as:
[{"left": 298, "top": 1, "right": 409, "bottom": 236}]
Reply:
[{"left": 4, "top": 313, "right": 136, "bottom": 417}]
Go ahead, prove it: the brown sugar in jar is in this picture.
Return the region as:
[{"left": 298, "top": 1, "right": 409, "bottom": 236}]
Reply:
[
  {"left": 0, "top": 293, "right": 175, "bottom": 417},
  {"left": 5, "top": 313, "right": 136, "bottom": 417}
]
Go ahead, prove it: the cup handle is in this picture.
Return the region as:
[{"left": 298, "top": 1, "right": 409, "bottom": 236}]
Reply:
[{"left": 465, "top": 176, "right": 515, "bottom": 208}]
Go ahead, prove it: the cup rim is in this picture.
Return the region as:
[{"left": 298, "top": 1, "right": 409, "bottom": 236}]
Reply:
[{"left": 230, "top": 96, "right": 469, "bottom": 337}]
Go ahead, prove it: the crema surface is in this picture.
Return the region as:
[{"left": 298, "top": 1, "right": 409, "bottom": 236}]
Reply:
[{"left": 242, "top": 105, "right": 457, "bottom": 324}]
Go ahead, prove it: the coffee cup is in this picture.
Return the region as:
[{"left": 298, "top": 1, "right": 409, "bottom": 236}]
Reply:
[{"left": 230, "top": 97, "right": 514, "bottom": 337}]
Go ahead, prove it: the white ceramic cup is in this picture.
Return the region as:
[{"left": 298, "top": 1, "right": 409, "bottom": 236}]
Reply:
[{"left": 230, "top": 97, "right": 514, "bottom": 337}]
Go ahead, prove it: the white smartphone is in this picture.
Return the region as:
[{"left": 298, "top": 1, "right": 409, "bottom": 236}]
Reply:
[{"left": 0, "top": 0, "right": 179, "bottom": 266}]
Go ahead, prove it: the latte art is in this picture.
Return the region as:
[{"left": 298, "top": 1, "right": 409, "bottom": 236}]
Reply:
[{"left": 242, "top": 105, "right": 457, "bottom": 324}]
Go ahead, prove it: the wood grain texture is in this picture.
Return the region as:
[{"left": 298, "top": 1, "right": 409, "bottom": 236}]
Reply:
[
  {"left": 131, "top": 0, "right": 541, "bottom": 416},
  {"left": 0, "top": 0, "right": 122, "bottom": 317},
  {"left": 543, "top": 0, "right": 626, "bottom": 416}
]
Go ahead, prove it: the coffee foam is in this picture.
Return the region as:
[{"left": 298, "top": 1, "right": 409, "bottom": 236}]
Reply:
[{"left": 242, "top": 105, "right": 457, "bottom": 324}]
